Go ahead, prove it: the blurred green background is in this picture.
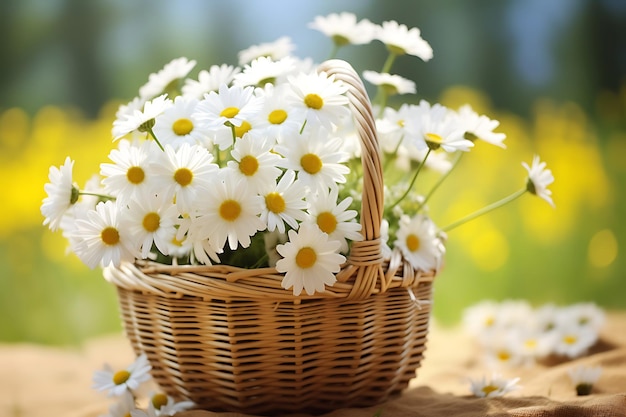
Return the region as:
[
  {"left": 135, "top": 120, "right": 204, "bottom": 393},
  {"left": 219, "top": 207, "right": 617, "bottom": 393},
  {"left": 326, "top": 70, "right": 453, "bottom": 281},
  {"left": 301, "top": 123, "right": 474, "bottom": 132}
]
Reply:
[{"left": 1, "top": 0, "right": 625, "bottom": 345}]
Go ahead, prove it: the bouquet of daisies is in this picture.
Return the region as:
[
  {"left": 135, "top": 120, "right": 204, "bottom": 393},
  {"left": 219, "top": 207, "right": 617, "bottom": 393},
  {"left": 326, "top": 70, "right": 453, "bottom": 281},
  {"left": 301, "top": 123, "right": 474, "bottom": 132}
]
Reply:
[{"left": 41, "top": 12, "right": 554, "bottom": 297}]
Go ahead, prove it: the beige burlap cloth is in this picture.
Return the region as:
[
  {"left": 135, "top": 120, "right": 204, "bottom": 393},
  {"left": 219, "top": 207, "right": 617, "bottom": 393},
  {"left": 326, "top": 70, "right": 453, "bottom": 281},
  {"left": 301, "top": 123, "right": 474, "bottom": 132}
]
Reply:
[{"left": 2, "top": 313, "right": 625, "bottom": 417}]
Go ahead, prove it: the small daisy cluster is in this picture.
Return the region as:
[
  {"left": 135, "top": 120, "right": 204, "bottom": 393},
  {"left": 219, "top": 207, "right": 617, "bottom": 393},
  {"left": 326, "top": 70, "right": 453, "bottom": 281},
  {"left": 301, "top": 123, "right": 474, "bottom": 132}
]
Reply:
[
  {"left": 463, "top": 300, "right": 605, "bottom": 368},
  {"left": 92, "top": 354, "right": 194, "bottom": 417},
  {"left": 41, "top": 12, "right": 555, "bottom": 296}
]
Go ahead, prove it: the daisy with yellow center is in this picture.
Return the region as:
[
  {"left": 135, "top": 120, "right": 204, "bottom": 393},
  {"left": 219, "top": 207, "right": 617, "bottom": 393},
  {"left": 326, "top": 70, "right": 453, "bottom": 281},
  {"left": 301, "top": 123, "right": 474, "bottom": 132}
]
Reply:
[
  {"left": 192, "top": 83, "right": 262, "bottom": 150},
  {"left": 112, "top": 94, "right": 172, "bottom": 141},
  {"left": 101, "top": 139, "right": 158, "bottom": 203},
  {"left": 92, "top": 353, "right": 152, "bottom": 397},
  {"left": 286, "top": 70, "right": 350, "bottom": 130},
  {"left": 252, "top": 84, "right": 303, "bottom": 141},
  {"left": 226, "top": 134, "right": 281, "bottom": 192},
  {"left": 306, "top": 188, "right": 362, "bottom": 253},
  {"left": 553, "top": 325, "right": 598, "bottom": 358},
  {"left": 308, "top": 12, "right": 376, "bottom": 50},
  {"left": 72, "top": 200, "right": 137, "bottom": 269},
  {"left": 153, "top": 96, "right": 212, "bottom": 149},
  {"left": 152, "top": 143, "right": 218, "bottom": 213},
  {"left": 275, "top": 128, "right": 350, "bottom": 194},
  {"left": 259, "top": 170, "right": 308, "bottom": 234},
  {"left": 275, "top": 223, "right": 346, "bottom": 296},
  {"left": 469, "top": 373, "right": 521, "bottom": 398},
  {"left": 121, "top": 191, "right": 179, "bottom": 259},
  {"left": 394, "top": 214, "right": 443, "bottom": 272},
  {"left": 194, "top": 171, "right": 265, "bottom": 251}
]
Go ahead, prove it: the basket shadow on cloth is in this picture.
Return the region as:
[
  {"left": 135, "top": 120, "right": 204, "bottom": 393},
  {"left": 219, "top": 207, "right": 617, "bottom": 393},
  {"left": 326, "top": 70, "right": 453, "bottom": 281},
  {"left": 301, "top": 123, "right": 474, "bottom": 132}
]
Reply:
[{"left": 104, "top": 59, "right": 436, "bottom": 415}]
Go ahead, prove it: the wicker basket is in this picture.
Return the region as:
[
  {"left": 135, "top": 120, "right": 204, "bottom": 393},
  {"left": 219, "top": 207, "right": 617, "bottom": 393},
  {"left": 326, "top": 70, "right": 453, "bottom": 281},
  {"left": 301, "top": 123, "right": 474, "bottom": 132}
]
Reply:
[{"left": 104, "top": 59, "right": 436, "bottom": 415}]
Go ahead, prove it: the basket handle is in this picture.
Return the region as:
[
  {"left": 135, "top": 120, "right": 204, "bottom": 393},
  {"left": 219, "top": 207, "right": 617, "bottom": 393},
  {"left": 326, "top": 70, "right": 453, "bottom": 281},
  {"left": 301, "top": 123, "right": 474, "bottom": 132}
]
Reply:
[{"left": 317, "top": 59, "right": 386, "bottom": 299}]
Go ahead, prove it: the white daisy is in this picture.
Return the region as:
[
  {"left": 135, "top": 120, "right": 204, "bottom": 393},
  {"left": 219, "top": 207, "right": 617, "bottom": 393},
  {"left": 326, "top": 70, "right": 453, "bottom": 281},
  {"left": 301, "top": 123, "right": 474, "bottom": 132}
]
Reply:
[
  {"left": 306, "top": 188, "right": 362, "bottom": 253},
  {"left": 559, "top": 302, "right": 605, "bottom": 332},
  {"left": 149, "top": 392, "right": 195, "bottom": 416},
  {"left": 151, "top": 143, "right": 218, "bottom": 212},
  {"left": 193, "top": 84, "right": 262, "bottom": 150},
  {"left": 259, "top": 170, "right": 308, "bottom": 234},
  {"left": 275, "top": 223, "right": 346, "bottom": 296},
  {"left": 72, "top": 200, "right": 137, "bottom": 268},
  {"left": 252, "top": 83, "right": 304, "bottom": 141},
  {"left": 226, "top": 134, "right": 282, "bottom": 192},
  {"left": 376, "top": 20, "right": 433, "bottom": 61},
  {"left": 286, "top": 70, "right": 350, "bottom": 130},
  {"left": 275, "top": 129, "right": 350, "bottom": 194},
  {"left": 233, "top": 56, "right": 296, "bottom": 88},
  {"left": 462, "top": 300, "right": 503, "bottom": 339},
  {"left": 121, "top": 191, "right": 179, "bottom": 259},
  {"left": 92, "top": 353, "right": 152, "bottom": 397},
  {"left": 394, "top": 214, "right": 444, "bottom": 271},
  {"left": 112, "top": 94, "right": 173, "bottom": 141},
  {"left": 100, "top": 139, "right": 158, "bottom": 203},
  {"left": 194, "top": 171, "right": 265, "bottom": 251},
  {"left": 182, "top": 64, "right": 240, "bottom": 99},
  {"left": 152, "top": 95, "right": 212, "bottom": 149},
  {"left": 454, "top": 104, "right": 506, "bottom": 148},
  {"left": 469, "top": 373, "right": 521, "bottom": 398},
  {"left": 405, "top": 100, "right": 473, "bottom": 153},
  {"left": 308, "top": 12, "right": 376, "bottom": 46},
  {"left": 41, "top": 156, "right": 78, "bottom": 231},
  {"left": 568, "top": 365, "right": 602, "bottom": 396},
  {"left": 522, "top": 155, "right": 555, "bottom": 207},
  {"left": 552, "top": 324, "right": 598, "bottom": 358},
  {"left": 237, "top": 36, "right": 296, "bottom": 66},
  {"left": 363, "top": 70, "right": 416, "bottom": 95},
  {"left": 139, "top": 57, "right": 196, "bottom": 100}
]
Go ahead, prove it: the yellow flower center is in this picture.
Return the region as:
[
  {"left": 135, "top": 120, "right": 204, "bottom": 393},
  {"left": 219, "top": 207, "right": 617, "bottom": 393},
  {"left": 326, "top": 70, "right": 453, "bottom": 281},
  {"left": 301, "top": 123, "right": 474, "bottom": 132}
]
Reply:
[
  {"left": 497, "top": 351, "right": 511, "bottom": 361},
  {"left": 239, "top": 155, "right": 259, "bottom": 176},
  {"left": 424, "top": 132, "right": 443, "bottom": 144},
  {"left": 174, "top": 168, "right": 193, "bottom": 187},
  {"left": 112, "top": 370, "right": 130, "bottom": 385},
  {"left": 405, "top": 234, "right": 420, "bottom": 252},
  {"left": 300, "top": 153, "right": 323, "bottom": 174},
  {"left": 481, "top": 384, "right": 498, "bottom": 396},
  {"left": 234, "top": 120, "right": 252, "bottom": 138},
  {"left": 220, "top": 106, "right": 240, "bottom": 118},
  {"left": 484, "top": 316, "right": 495, "bottom": 327},
  {"left": 172, "top": 118, "right": 194, "bottom": 136},
  {"left": 304, "top": 93, "right": 324, "bottom": 110},
  {"left": 295, "top": 247, "right": 317, "bottom": 269},
  {"left": 101, "top": 227, "right": 120, "bottom": 246},
  {"left": 524, "top": 339, "right": 537, "bottom": 349},
  {"left": 152, "top": 393, "right": 169, "bottom": 410},
  {"left": 219, "top": 199, "right": 241, "bottom": 222},
  {"left": 317, "top": 212, "right": 337, "bottom": 234},
  {"left": 564, "top": 335, "right": 578, "bottom": 345},
  {"left": 142, "top": 212, "right": 160, "bottom": 232},
  {"left": 265, "top": 192, "right": 286, "bottom": 214},
  {"left": 126, "top": 166, "right": 145, "bottom": 185},
  {"left": 268, "top": 109, "right": 288, "bottom": 125},
  {"left": 397, "top": 119, "right": 405, "bottom": 128}
]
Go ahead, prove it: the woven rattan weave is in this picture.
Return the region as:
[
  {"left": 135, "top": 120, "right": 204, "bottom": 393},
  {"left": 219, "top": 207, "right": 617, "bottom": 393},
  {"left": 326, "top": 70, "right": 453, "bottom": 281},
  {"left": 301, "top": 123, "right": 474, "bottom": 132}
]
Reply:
[{"left": 104, "top": 59, "right": 435, "bottom": 415}]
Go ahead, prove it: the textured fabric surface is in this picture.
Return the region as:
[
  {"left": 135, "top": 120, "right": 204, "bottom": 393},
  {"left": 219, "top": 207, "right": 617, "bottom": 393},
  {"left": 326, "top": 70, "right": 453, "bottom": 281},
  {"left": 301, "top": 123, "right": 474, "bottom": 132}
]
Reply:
[{"left": 2, "top": 312, "right": 625, "bottom": 417}]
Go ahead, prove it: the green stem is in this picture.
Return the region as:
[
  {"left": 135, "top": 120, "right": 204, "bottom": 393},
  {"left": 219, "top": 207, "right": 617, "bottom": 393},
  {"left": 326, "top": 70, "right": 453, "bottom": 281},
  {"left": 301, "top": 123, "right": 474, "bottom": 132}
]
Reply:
[
  {"left": 329, "top": 44, "right": 341, "bottom": 60},
  {"left": 147, "top": 128, "right": 165, "bottom": 151},
  {"left": 387, "top": 147, "right": 432, "bottom": 212},
  {"left": 440, "top": 188, "right": 527, "bottom": 232},
  {"left": 78, "top": 191, "right": 115, "bottom": 201},
  {"left": 381, "top": 52, "right": 397, "bottom": 74},
  {"left": 417, "top": 152, "right": 464, "bottom": 211}
]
